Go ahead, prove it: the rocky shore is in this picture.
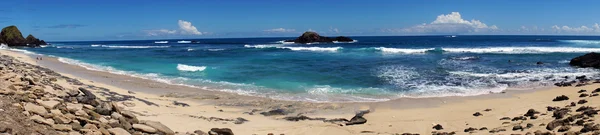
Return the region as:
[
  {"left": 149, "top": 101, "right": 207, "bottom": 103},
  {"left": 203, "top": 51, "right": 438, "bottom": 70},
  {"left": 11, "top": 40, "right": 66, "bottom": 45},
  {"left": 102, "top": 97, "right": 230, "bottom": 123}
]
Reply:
[{"left": 0, "top": 54, "right": 227, "bottom": 135}]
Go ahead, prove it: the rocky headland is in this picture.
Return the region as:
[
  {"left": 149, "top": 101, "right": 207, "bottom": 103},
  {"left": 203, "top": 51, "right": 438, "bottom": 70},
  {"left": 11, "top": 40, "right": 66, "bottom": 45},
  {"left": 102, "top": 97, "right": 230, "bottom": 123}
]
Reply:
[{"left": 0, "top": 25, "right": 47, "bottom": 47}]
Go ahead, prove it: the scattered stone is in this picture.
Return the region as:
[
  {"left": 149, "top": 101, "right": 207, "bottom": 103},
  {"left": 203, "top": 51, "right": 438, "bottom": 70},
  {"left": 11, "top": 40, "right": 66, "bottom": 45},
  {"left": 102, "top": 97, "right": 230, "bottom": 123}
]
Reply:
[
  {"left": 463, "top": 127, "right": 477, "bottom": 132},
  {"left": 578, "top": 99, "right": 588, "bottom": 104},
  {"left": 142, "top": 120, "right": 175, "bottom": 135},
  {"left": 473, "top": 112, "right": 482, "bottom": 117},
  {"left": 433, "top": 124, "right": 443, "bottom": 130},
  {"left": 194, "top": 130, "right": 208, "bottom": 135},
  {"left": 526, "top": 123, "right": 534, "bottom": 128},
  {"left": 108, "top": 128, "right": 131, "bottom": 135},
  {"left": 346, "top": 114, "right": 367, "bottom": 126},
  {"left": 547, "top": 119, "right": 570, "bottom": 130},
  {"left": 500, "top": 117, "right": 511, "bottom": 120},
  {"left": 260, "top": 109, "right": 287, "bottom": 116},
  {"left": 580, "top": 93, "right": 590, "bottom": 97},
  {"left": 132, "top": 124, "right": 157, "bottom": 133},
  {"left": 209, "top": 128, "right": 234, "bottom": 135},
  {"left": 173, "top": 101, "right": 189, "bottom": 107},
  {"left": 484, "top": 109, "right": 492, "bottom": 112},
  {"left": 578, "top": 89, "right": 587, "bottom": 93},
  {"left": 36, "top": 100, "right": 60, "bottom": 109},
  {"left": 558, "top": 126, "right": 571, "bottom": 132},
  {"left": 95, "top": 102, "right": 113, "bottom": 115},
  {"left": 513, "top": 125, "right": 524, "bottom": 131},
  {"left": 479, "top": 127, "right": 488, "bottom": 130},
  {"left": 30, "top": 115, "right": 53, "bottom": 125},
  {"left": 512, "top": 116, "right": 527, "bottom": 121},
  {"left": 24, "top": 103, "right": 47, "bottom": 116},
  {"left": 553, "top": 108, "right": 571, "bottom": 119},
  {"left": 547, "top": 106, "right": 559, "bottom": 111},
  {"left": 581, "top": 123, "right": 600, "bottom": 133},
  {"left": 553, "top": 95, "right": 569, "bottom": 101},
  {"left": 524, "top": 109, "right": 539, "bottom": 117},
  {"left": 122, "top": 102, "right": 135, "bottom": 107}
]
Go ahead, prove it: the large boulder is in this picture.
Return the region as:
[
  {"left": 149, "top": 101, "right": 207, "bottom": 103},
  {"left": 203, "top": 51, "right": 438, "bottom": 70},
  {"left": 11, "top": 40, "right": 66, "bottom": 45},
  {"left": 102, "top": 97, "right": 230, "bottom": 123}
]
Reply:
[
  {"left": 570, "top": 53, "right": 600, "bottom": 68},
  {"left": 285, "top": 32, "right": 354, "bottom": 44}
]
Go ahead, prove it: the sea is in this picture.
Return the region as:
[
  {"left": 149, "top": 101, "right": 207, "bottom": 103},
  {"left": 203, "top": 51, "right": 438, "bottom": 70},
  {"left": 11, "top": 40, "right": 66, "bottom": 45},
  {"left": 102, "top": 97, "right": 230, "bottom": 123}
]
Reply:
[{"left": 12, "top": 35, "right": 600, "bottom": 102}]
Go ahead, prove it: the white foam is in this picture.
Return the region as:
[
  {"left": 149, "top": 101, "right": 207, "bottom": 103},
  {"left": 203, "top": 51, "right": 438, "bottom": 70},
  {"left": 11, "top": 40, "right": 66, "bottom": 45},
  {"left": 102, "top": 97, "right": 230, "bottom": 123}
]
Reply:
[
  {"left": 333, "top": 40, "right": 358, "bottom": 44},
  {"left": 244, "top": 44, "right": 342, "bottom": 52},
  {"left": 187, "top": 48, "right": 194, "bottom": 51},
  {"left": 275, "top": 40, "right": 295, "bottom": 44},
  {"left": 207, "top": 49, "right": 225, "bottom": 51},
  {"left": 90, "top": 44, "right": 101, "bottom": 47},
  {"left": 559, "top": 40, "right": 600, "bottom": 44},
  {"left": 375, "top": 47, "right": 434, "bottom": 54},
  {"left": 442, "top": 47, "right": 600, "bottom": 54},
  {"left": 101, "top": 45, "right": 170, "bottom": 49},
  {"left": 176, "top": 64, "right": 206, "bottom": 72}
]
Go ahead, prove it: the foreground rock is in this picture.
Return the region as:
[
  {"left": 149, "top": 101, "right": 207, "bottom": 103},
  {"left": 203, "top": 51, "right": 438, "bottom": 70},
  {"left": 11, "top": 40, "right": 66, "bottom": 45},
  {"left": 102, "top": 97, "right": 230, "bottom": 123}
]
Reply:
[
  {"left": 284, "top": 32, "right": 354, "bottom": 44},
  {"left": 570, "top": 52, "right": 600, "bottom": 68}
]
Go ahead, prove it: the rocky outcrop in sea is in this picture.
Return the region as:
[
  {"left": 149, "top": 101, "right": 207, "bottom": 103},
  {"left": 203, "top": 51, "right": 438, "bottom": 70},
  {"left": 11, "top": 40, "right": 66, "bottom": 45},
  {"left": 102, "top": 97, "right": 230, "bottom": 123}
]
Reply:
[
  {"left": 284, "top": 32, "right": 353, "bottom": 44},
  {"left": 0, "top": 25, "right": 47, "bottom": 47}
]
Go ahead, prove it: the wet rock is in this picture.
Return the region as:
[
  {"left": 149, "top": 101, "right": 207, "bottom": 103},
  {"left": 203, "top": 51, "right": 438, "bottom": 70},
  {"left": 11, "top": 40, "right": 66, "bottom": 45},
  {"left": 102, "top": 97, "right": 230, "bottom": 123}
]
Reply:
[
  {"left": 581, "top": 123, "right": 600, "bottom": 133},
  {"left": 142, "top": 120, "right": 175, "bottom": 135},
  {"left": 132, "top": 124, "right": 157, "bottom": 133},
  {"left": 108, "top": 128, "right": 131, "bottom": 135},
  {"left": 570, "top": 53, "right": 600, "bottom": 68},
  {"left": 524, "top": 109, "right": 540, "bottom": 117},
  {"left": 578, "top": 99, "right": 588, "bottom": 104},
  {"left": 433, "top": 124, "right": 443, "bottom": 130},
  {"left": 260, "top": 109, "right": 287, "bottom": 116},
  {"left": 512, "top": 116, "right": 527, "bottom": 121},
  {"left": 463, "top": 127, "right": 477, "bottom": 132},
  {"left": 500, "top": 117, "right": 511, "bottom": 120},
  {"left": 580, "top": 93, "right": 590, "bottom": 97},
  {"left": 24, "top": 103, "right": 48, "bottom": 116},
  {"left": 553, "top": 95, "right": 569, "bottom": 101},
  {"left": 173, "top": 101, "right": 189, "bottom": 107},
  {"left": 513, "top": 125, "right": 524, "bottom": 131},
  {"left": 473, "top": 112, "right": 482, "bottom": 117},
  {"left": 345, "top": 115, "right": 367, "bottom": 126},
  {"left": 558, "top": 126, "right": 571, "bottom": 132},
  {"left": 209, "top": 128, "right": 234, "bottom": 135},
  {"left": 553, "top": 108, "right": 571, "bottom": 119}
]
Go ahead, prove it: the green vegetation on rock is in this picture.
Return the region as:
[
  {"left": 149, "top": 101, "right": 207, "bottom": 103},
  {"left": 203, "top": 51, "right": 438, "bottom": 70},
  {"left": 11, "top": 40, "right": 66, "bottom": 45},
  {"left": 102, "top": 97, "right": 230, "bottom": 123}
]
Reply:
[{"left": 0, "top": 25, "right": 46, "bottom": 46}]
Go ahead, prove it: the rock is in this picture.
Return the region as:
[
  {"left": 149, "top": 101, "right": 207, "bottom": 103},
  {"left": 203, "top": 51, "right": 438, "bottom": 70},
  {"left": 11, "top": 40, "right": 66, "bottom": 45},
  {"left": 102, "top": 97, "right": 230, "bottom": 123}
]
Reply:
[
  {"left": 524, "top": 109, "right": 539, "bottom": 117},
  {"left": 111, "top": 112, "right": 123, "bottom": 119},
  {"left": 526, "top": 123, "right": 534, "bottom": 128},
  {"left": 581, "top": 123, "right": 600, "bottom": 133},
  {"left": 70, "top": 122, "right": 83, "bottom": 131},
  {"left": 77, "top": 87, "right": 98, "bottom": 106},
  {"left": 537, "top": 61, "right": 544, "bottom": 65},
  {"left": 83, "top": 124, "right": 98, "bottom": 130},
  {"left": 570, "top": 53, "right": 600, "bottom": 68},
  {"left": 580, "top": 93, "right": 590, "bottom": 97},
  {"left": 513, "top": 125, "right": 524, "bottom": 131},
  {"left": 553, "top": 108, "right": 571, "bottom": 119},
  {"left": 30, "top": 115, "right": 54, "bottom": 125},
  {"left": 433, "top": 124, "right": 443, "bottom": 130},
  {"left": 68, "top": 131, "right": 81, "bottom": 135},
  {"left": 95, "top": 102, "right": 113, "bottom": 115},
  {"left": 142, "top": 121, "right": 175, "bottom": 135},
  {"left": 553, "top": 95, "right": 569, "bottom": 101},
  {"left": 37, "top": 100, "right": 60, "bottom": 109},
  {"left": 260, "top": 109, "right": 287, "bottom": 116},
  {"left": 464, "top": 127, "right": 477, "bottom": 132},
  {"left": 483, "top": 108, "right": 492, "bottom": 112},
  {"left": 473, "top": 112, "right": 482, "bottom": 117},
  {"left": 547, "top": 119, "right": 569, "bottom": 130},
  {"left": 500, "top": 117, "right": 511, "bottom": 120},
  {"left": 0, "top": 25, "right": 45, "bottom": 47},
  {"left": 209, "top": 128, "right": 234, "bottom": 135},
  {"left": 479, "top": 127, "right": 488, "bottom": 130},
  {"left": 173, "top": 101, "right": 189, "bottom": 107},
  {"left": 578, "top": 99, "right": 588, "bottom": 104},
  {"left": 558, "top": 126, "right": 571, "bottom": 132},
  {"left": 345, "top": 114, "right": 367, "bottom": 126},
  {"left": 66, "top": 103, "right": 83, "bottom": 112},
  {"left": 578, "top": 89, "right": 587, "bottom": 93},
  {"left": 132, "top": 124, "right": 157, "bottom": 133},
  {"left": 108, "top": 128, "right": 131, "bottom": 135},
  {"left": 52, "top": 124, "right": 72, "bottom": 131},
  {"left": 194, "top": 130, "right": 208, "bottom": 135},
  {"left": 284, "top": 32, "right": 354, "bottom": 44},
  {"left": 512, "top": 116, "right": 527, "bottom": 121},
  {"left": 24, "top": 103, "right": 48, "bottom": 116}
]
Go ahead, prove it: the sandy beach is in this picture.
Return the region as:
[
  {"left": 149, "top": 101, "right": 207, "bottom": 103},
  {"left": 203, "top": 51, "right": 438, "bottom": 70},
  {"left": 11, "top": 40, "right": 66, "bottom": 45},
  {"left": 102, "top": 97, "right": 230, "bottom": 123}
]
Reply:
[{"left": 2, "top": 49, "right": 600, "bottom": 135}]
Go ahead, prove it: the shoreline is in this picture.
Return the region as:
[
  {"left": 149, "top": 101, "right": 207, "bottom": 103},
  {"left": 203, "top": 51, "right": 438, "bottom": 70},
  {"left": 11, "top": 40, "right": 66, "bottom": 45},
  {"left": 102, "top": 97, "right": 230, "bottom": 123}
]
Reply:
[{"left": 2, "top": 49, "right": 600, "bottom": 134}]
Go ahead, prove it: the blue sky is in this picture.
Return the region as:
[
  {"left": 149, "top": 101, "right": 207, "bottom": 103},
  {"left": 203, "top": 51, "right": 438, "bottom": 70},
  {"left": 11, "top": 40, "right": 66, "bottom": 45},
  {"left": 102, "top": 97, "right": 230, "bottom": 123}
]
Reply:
[{"left": 2, "top": 0, "right": 600, "bottom": 41}]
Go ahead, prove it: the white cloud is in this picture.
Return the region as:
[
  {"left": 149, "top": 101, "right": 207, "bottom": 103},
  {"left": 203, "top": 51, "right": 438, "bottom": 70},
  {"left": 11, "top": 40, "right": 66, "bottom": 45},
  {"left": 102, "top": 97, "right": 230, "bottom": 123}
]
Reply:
[
  {"left": 400, "top": 12, "right": 498, "bottom": 34},
  {"left": 144, "top": 29, "right": 177, "bottom": 36},
  {"left": 263, "top": 28, "right": 296, "bottom": 32},
  {"left": 551, "top": 23, "right": 600, "bottom": 33},
  {"left": 144, "top": 20, "right": 203, "bottom": 36},
  {"left": 329, "top": 27, "right": 340, "bottom": 33},
  {"left": 178, "top": 20, "right": 202, "bottom": 35},
  {"left": 307, "top": 28, "right": 316, "bottom": 32}
]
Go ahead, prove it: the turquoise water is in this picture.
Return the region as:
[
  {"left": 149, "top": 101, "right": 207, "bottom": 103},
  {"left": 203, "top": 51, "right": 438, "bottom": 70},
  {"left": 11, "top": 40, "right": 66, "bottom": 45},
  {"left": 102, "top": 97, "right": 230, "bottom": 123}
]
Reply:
[{"left": 19, "top": 36, "right": 600, "bottom": 102}]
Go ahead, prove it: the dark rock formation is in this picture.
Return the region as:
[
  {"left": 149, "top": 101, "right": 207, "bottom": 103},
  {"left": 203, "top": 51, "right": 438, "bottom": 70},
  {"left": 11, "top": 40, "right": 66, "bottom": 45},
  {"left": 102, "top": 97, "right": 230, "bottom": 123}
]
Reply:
[
  {"left": 553, "top": 95, "right": 569, "bottom": 101},
  {"left": 0, "top": 25, "right": 46, "bottom": 47},
  {"left": 570, "top": 53, "right": 600, "bottom": 68},
  {"left": 285, "top": 32, "right": 354, "bottom": 44}
]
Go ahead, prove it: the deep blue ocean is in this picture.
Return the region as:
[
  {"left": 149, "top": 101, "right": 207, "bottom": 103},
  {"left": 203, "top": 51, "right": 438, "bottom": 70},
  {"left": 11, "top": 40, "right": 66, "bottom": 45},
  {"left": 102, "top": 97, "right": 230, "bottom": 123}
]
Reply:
[{"left": 15, "top": 36, "right": 600, "bottom": 102}]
